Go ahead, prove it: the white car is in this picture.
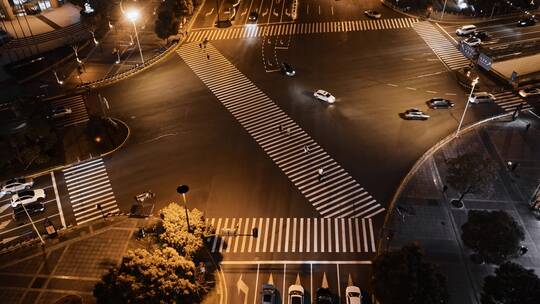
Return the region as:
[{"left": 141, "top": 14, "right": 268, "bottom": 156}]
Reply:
[
  {"left": 518, "top": 87, "right": 540, "bottom": 98},
  {"left": 1, "top": 177, "right": 34, "bottom": 195},
  {"left": 456, "top": 25, "right": 477, "bottom": 36},
  {"left": 345, "top": 286, "right": 362, "bottom": 304},
  {"left": 49, "top": 106, "right": 72, "bottom": 119},
  {"left": 314, "top": 90, "right": 336, "bottom": 103},
  {"left": 403, "top": 108, "right": 430, "bottom": 120},
  {"left": 364, "top": 10, "right": 382, "bottom": 19},
  {"left": 469, "top": 92, "right": 496, "bottom": 104},
  {"left": 10, "top": 189, "right": 46, "bottom": 208},
  {"left": 463, "top": 37, "right": 481, "bottom": 47},
  {"left": 288, "top": 284, "right": 304, "bottom": 304}
]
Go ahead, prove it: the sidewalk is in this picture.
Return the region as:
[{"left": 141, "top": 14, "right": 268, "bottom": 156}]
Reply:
[{"left": 384, "top": 111, "right": 540, "bottom": 304}]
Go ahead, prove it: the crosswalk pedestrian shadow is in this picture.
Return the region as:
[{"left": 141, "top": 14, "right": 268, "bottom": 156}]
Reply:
[
  {"left": 206, "top": 217, "right": 377, "bottom": 254},
  {"left": 186, "top": 18, "right": 418, "bottom": 42}
]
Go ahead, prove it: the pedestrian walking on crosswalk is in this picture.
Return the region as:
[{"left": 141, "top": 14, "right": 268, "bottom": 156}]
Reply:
[
  {"left": 317, "top": 168, "right": 324, "bottom": 181},
  {"left": 207, "top": 54, "right": 210, "bottom": 60}
]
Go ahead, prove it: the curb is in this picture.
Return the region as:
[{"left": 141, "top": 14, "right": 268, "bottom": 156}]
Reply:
[
  {"left": 25, "top": 117, "right": 130, "bottom": 179},
  {"left": 100, "top": 118, "right": 131, "bottom": 158},
  {"left": 377, "top": 112, "right": 512, "bottom": 253},
  {"left": 77, "top": 0, "right": 207, "bottom": 90}
]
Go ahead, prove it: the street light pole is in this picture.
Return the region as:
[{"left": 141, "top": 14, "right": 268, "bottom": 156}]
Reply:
[
  {"left": 126, "top": 10, "right": 145, "bottom": 65},
  {"left": 21, "top": 204, "right": 45, "bottom": 245},
  {"left": 441, "top": 0, "right": 448, "bottom": 20},
  {"left": 455, "top": 77, "right": 479, "bottom": 137},
  {"left": 177, "top": 185, "right": 191, "bottom": 233}
]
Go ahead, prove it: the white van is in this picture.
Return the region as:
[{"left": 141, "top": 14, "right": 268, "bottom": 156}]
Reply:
[
  {"left": 469, "top": 92, "right": 496, "bottom": 104},
  {"left": 456, "top": 25, "right": 477, "bottom": 36}
]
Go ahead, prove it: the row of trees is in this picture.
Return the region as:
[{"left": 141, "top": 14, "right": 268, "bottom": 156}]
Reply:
[
  {"left": 372, "top": 243, "right": 540, "bottom": 304},
  {"left": 154, "top": 0, "right": 200, "bottom": 41},
  {"left": 94, "top": 203, "right": 215, "bottom": 303}
]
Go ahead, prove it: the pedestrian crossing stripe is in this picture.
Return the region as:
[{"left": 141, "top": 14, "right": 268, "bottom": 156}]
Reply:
[
  {"left": 206, "top": 217, "right": 377, "bottom": 254},
  {"left": 177, "top": 43, "right": 385, "bottom": 219},
  {"left": 492, "top": 91, "right": 532, "bottom": 113},
  {"left": 413, "top": 22, "right": 471, "bottom": 71},
  {"left": 186, "top": 18, "right": 418, "bottom": 42},
  {"left": 62, "top": 158, "right": 119, "bottom": 225},
  {"left": 50, "top": 95, "right": 89, "bottom": 127}
]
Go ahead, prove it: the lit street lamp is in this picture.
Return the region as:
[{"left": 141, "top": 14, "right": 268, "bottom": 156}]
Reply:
[
  {"left": 90, "top": 30, "right": 99, "bottom": 45},
  {"left": 176, "top": 185, "right": 192, "bottom": 233},
  {"left": 126, "top": 9, "right": 145, "bottom": 65},
  {"left": 53, "top": 70, "right": 63, "bottom": 85},
  {"left": 455, "top": 77, "right": 479, "bottom": 137}
]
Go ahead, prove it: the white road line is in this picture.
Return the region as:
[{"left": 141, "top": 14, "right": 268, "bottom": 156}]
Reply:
[
  {"left": 221, "top": 260, "right": 373, "bottom": 265},
  {"left": 277, "top": 218, "right": 283, "bottom": 252},
  {"left": 284, "top": 218, "right": 290, "bottom": 252},
  {"left": 255, "top": 218, "right": 263, "bottom": 252},
  {"left": 362, "top": 219, "right": 368, "bottom": 252},
  {"left": 299, "top": 218, "right": 304, "bottom": 252},
  {"left": 263, "top": 218, "right": 270, "bottom": 252},
  {"left": 241, "top": 218, "right": 249, "bottom": 252},
  {"left": 369, "top": 218, "right": 376, "bottom": 252},
  {"left": 234, "top": 218, "right": 242, "bottom": 252},
  {"left": 219, "top": 218, "right": 229, "bottom": 252},
  {"left": 248, "top": 217, "right": 255, "bottom": 252},
  {"left": 313, "top": 218, "right": 317, "bottom": 252},
  {"left": 50, "top": 172, "right": 65, "bottom": 228},
  {"left": 270, "top": 218, "right": 276, "bottom": 252},
  {"left": 292, "top": 218, "right": 297, "bottom": 252}
]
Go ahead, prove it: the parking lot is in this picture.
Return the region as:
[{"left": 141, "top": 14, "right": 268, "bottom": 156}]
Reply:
[
  {"left": 221, "top": 261, "right": 374, "bottom": 304},
  {"left": 0, "top": 172, "right": 65, "bottom": 248}
]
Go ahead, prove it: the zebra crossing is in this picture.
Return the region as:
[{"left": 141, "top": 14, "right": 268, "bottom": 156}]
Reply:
[
  {"left": 50, "top": 94, "right": 89, "bottom": 127},
  {"left": 413, "top": 21, "right": 471, "bottom": 71},
  {"left": 186, "top": 18, "right": 418, "bottom": 42},
  {"left": 62, "top": 158, "right": 119, "bottom": 225},
  {"left": 177, "top": 43, "right": 384, "bottom": 219},
  {"left": 207, "top": 217, "right": 376, "bottom": 254},
  {"left": 492, "top": 91, "right": 532, "bottom": 112}
]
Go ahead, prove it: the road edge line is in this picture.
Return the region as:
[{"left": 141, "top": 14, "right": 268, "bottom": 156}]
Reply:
[{"left": 50, "top": 172, "right": 66, "bottom": 229}]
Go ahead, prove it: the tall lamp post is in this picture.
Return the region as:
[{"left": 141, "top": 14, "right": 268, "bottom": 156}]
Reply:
[
  {"left": 456, "top": 77, "right": 479, "bottom": 137},
  {"left": 177, "top": 185, "right": 192, "bottom": 233},
  {"left": 441, "top": 0, "right": 448, "bottom": 20},
  {"left": 126, "top": 9, "right": 145, "bottom": 65}
]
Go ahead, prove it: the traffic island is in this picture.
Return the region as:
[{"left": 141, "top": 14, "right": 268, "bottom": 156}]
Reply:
[{"left": 381, "top": 112, "right": 540, "bottom": 304}]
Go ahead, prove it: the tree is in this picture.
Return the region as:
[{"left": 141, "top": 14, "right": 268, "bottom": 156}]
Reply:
[
  {"left": 481, "top": 262, "right": 540, "bottom": 304},
  {"left": 371, "top": 243, "right": 449, "bottom": 304},
  {"left": 158, "top": 203, "right": 215, "bottom": 258},
  {"left": 446, "top": 152, "right": 496, "bottom": 207},
  {"left": 154, "top": 8, "right": 180, "bottom": 41},
  {"left": 461, "top": 210, "right": 524, "bottom": 265},
  {"left": 94, "top": 247, "right": 203, "bottom": 303}
]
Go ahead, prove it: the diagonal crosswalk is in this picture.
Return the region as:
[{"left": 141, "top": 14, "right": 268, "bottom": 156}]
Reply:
[
  {"left": 186, "top": 18, "right": 418, "bottom": 42},
  {"left": 177, "top": 43, "right": 384, "bottom": 219},
  {"left": 207, "top": 217, "right": 377, "bottom": 254},
  {"left": 413, "top": 21, "right": 471, "bottom": 71},
  {"left": 492, "top": 91, "right": 532, "bottom": 112},
  {"left": 50, "top": 94, "right": 89, "bottom": 127},
  {"left": 62, "top": 158, "right": 119, "bottom": 225}
]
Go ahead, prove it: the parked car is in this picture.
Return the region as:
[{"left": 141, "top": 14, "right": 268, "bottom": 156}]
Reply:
[
  {"left": 456, "top": 25, "right": 477, "bottom": 36},
  {"left": 1, "top": 177, "right": 34, "bottom": 195},
  {"left": 248, "top": 11, "right": 258, "bottom": 22},
  {"left": 313, "top": 90, "right": 336, "bottom": 103},
  {"left": 261, "top": 284, "right": 276, "bottom": 304},
  {"left": 281, "top": 62, "right": 295, "bottom": 76},
  {"left": 468, "top": 92, "right": 496, "bottom": 103},
  {"left": 403, "top": 108, "right": 430, "bottom": 120},
  {"left": 472, "top": 30, "right": 490, "bottom": 40},
  {"left": 345, "top": 286, "right": 362, "bottom": 304},
  {"left": 316, "top": 287, "right": 334, "bottom": 304},
  {"left": 462, "top": 36, "right": 482, "bottom": 47},
  {"left": 10, "top": 189, "right": 46, "bottom": 208},
  {"left": 518, "top": 87, "right": 540, "bottom": 97},
  {"left": 288, "top": 284, "right": 304, "bottom": 304},
  {"left": 518, "top": 16, "right": 537, "bottom": 27},
  {"left": 428, "top": 98, "right": 454, "bottom": 109},
  {"left": 364, "top": 10, "right": 382, "bottom": 19},
  {"left": 48, "top": 106, "right": 72, "bottom": 118},
  {"left": 12, "top": 201, "right": 45, "bottom": 220}
]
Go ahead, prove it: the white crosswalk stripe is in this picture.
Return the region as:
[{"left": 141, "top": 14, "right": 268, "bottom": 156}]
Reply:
[
  {"left": 186, "top": 18, "right": 418, "bottom": 42},
  {"left": 492, "top": 91, "right": 532, "bottom": 112},
  {"left": 207, "top": 217, "right": 377, "bottom": 253},
  {"left": 177, "top": 43, "right": 384, "bottom": 219},
  {"left": 62, "top": 158, "right": 119, "bottom": 225},
  {"left": 413, "top": 21, "right": 471, "bottom": 71},
  {"left": 50, "top": 94, "right": 89, "bottom": 127}
]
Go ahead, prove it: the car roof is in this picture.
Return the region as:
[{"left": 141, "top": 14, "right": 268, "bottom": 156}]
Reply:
[{"left": 461, "top": 25, "right": 476, "bottom": 28}]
